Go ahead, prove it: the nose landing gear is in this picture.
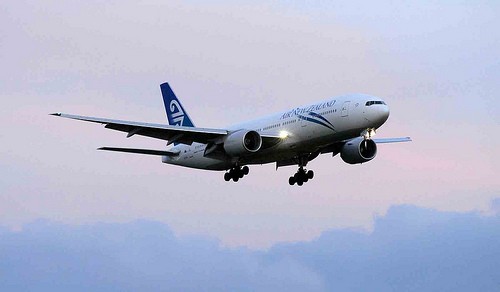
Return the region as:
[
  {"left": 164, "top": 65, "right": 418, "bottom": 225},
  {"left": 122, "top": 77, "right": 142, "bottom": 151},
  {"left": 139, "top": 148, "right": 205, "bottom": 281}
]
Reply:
[
  {"left": 224, "top": 166, "right": 249, "bottom": 182},
  {"left": 288, "top": 167, "right": 314, "bottom": 186}
]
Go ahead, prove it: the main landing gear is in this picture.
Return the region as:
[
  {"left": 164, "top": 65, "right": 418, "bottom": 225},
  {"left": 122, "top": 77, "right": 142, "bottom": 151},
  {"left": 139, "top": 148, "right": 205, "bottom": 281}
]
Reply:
[
  {"left": 289, "top": 167, "right": 314, "bottom": 186},
  {"left": 224, "top": 166, "right": 249, "bottom": 182}
]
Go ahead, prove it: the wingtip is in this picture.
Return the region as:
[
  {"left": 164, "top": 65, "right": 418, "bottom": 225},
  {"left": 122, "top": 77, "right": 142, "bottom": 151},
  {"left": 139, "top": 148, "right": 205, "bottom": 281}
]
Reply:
[{"left": 50, "top": 112, "right": 62, "bottom": 116}]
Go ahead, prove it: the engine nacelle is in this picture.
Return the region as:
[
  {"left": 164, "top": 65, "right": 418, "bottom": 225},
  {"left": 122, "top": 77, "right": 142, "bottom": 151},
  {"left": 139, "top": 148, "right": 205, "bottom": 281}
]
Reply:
[
  {"left": 223, "top": 130, "right": 262, "bottom": 157},
  {"left": 340, "top": 137, "right": 377, "bottom": 164}
]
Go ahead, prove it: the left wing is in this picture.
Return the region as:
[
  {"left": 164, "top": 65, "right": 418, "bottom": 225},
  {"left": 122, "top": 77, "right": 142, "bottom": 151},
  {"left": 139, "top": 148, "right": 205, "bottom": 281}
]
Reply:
[
  {"left": 373, "top": 137, "right": 412, "bottom": 143},
  {"left": 51, "top": 113, "right": 228, "bottom": 145}
]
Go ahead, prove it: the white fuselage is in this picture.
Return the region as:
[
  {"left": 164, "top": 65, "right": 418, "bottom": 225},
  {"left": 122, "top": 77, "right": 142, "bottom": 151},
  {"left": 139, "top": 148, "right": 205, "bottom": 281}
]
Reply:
[{"left": 162, "top": 93, "right": 390, "bottom": 170}]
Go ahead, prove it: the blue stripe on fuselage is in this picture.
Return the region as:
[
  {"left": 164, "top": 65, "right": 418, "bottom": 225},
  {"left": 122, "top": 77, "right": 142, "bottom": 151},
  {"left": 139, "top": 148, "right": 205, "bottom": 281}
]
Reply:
[
  {"left": 307, "top": 112, "right": 335, "bottom": 130},
  {"left": 298, "top": 114, "right": 335, "bottom": 132}
]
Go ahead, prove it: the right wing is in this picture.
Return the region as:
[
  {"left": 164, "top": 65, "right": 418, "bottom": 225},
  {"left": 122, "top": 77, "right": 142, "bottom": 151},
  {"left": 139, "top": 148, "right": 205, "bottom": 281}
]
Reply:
[
  {"left": 51, "top": 113, "right": 228, "bottom": 145},
  {"left": 52, "top": 113, "right": 284, "bottom": 149},
  {"left": 98, "top": 147, "right": 180, "bottom": 156}
]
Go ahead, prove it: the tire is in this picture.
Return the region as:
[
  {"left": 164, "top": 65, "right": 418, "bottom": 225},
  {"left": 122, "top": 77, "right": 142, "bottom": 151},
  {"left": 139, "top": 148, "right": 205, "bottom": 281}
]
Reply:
[
  {"left": 307, "top": 170, "right": 314, "bottom": 179},
  {"left": 224, "top": 172, "right": 231, "bottom": 181},
  {"left": 242, "top": 166, "right": 249, "bottom": 175},
  {"left": 289, "top": 176, "right": 295, "bottom": 185},
  {"left": 296, "top": 174, "right": 303, "bottom": 185},
  {"left": 233, "top": 176, "right": 239, "bottom": 182}
]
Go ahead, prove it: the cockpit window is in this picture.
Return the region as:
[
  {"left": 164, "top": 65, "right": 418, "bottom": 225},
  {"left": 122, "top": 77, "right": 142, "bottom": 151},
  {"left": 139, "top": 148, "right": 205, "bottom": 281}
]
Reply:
[{"left": 365, "top": 101, "right": 386, "bottom": 106}]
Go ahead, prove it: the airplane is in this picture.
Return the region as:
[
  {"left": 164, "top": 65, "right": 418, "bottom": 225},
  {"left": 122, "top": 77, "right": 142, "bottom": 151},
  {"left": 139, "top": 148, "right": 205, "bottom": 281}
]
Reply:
[{"left": 52, "top": 82, "right": 411, "bottom": 186}]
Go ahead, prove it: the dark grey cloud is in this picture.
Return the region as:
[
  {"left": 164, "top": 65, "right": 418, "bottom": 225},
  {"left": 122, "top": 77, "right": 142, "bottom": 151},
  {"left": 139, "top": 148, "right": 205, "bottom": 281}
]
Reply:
[{"left": 1, "top": 204, "right": 499, "bottom": 292}]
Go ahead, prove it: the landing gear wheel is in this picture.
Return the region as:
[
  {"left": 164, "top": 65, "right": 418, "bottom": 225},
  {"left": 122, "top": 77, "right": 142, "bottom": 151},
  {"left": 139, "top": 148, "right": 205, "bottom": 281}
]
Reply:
[
  {"left": 289, "top": 167, "right": 314, "bottom": 186},
  {"left": 296, "top": 174, "right": 304, "bottom": 185},
  {"left": 224, "top": 165, "right": 250, "bottom": 182}
]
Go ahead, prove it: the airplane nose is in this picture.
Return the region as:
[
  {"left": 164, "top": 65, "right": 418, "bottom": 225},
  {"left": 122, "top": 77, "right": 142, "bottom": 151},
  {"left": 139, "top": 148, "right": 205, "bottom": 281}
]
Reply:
[
  {"left": 380, "top": 105, "right": 390, "bottom": 123},
  {"left": 363, "top": 99, "right": 390, "bottom": 126},
  {"left": 367, "top": 104, "right": 390, "bottom": 126}
]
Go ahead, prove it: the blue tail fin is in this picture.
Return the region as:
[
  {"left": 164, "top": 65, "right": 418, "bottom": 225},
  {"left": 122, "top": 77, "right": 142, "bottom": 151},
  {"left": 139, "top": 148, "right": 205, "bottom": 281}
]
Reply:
[{"left": 160, "top": 82, "right": 195, "bottom": 127}]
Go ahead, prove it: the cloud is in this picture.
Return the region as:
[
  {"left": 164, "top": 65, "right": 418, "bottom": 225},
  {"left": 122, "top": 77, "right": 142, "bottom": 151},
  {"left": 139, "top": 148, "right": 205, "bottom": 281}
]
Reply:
[
  {"left": 1, "top": 204, "right": 498, "bottom": 291},
  {"left": 490, "top": 197, "right": 500, "bottom": 215}
]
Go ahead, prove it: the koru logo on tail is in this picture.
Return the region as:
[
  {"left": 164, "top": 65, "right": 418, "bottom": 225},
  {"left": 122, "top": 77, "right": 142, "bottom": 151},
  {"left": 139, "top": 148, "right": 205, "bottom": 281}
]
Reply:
[{"left": 170, "top": 100, "right": 185, "bottom": 126}]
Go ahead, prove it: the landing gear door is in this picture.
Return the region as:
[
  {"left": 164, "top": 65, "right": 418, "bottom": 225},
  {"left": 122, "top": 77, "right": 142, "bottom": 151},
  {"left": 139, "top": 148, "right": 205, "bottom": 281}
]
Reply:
[{"left": 341, "top": 101, "right": 350, "bottom": 117}]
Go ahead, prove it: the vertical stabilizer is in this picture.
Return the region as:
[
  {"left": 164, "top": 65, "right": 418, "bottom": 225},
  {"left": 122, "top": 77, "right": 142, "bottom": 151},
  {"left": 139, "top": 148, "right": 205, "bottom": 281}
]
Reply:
[{"left": 160, "top": 83, "right": 195, "bottom": 127}]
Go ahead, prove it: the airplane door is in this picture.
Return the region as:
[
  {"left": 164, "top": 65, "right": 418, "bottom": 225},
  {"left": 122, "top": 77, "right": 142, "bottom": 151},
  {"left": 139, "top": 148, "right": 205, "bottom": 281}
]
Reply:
[
  {"left": 300, "top": 113, "right": 312, "bottom": 139},
  {"left": 341, "top": 101, "right": 350, "bottom": 117},
  {"left": 301, "top": 115, "right": 308, "bottom": 127}
]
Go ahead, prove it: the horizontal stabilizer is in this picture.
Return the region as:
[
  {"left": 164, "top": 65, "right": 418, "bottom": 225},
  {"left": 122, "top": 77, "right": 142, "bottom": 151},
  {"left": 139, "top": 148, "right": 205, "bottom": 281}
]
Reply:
[{"left": 98, "top": 147, "right": 180, "bottom": 156}]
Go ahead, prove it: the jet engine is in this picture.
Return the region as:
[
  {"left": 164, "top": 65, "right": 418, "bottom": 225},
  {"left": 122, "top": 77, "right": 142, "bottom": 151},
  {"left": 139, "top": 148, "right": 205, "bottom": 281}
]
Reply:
[
  {"left": 340, "top": 137, "right": 377, "bottom": 164},
  {"left": 223, "top": 130, "right": 262, "bottom": 157}
]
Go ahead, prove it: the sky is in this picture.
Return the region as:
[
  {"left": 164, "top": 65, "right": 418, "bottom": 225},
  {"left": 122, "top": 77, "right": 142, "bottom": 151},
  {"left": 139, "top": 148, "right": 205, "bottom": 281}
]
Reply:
[{"left": 1, "top": 0, "right": 499, "bottom": 289}]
